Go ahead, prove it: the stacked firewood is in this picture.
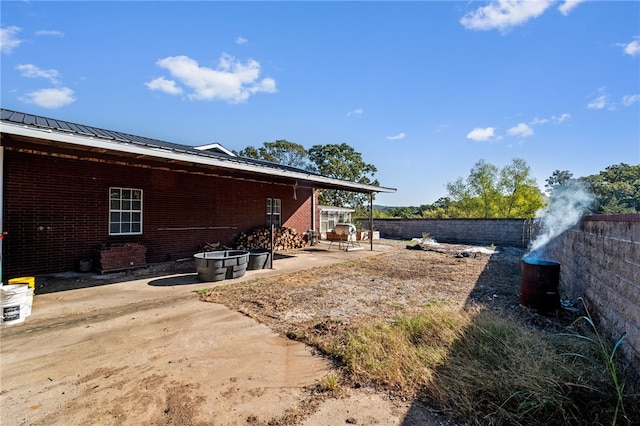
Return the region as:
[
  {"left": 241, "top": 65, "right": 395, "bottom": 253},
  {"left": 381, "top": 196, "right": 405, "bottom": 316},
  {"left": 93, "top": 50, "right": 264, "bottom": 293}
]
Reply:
[
  {"left": 234, "top": 226, "right": 306, "bottom": 251},
  {"left": 200, "top": 241, "right": 222, "bottom": 252}
]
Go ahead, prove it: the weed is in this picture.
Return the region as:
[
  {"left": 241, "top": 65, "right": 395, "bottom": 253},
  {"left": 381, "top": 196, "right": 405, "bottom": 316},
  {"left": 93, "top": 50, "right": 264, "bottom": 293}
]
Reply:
[
  {"left": 330, "top": 303, "right": 640, "bottom": 425},
  {"left": 334, "top": 304, "right": 472, "bottom": 393},
  {"left": 559, "top": 297, "right": 632, "bottom": 425},
  {"left": 318, "top": 372, "right": 341, "bottom": 393},
  {"left": 193, "top": 288, "right": 211, "bottom": 297}
]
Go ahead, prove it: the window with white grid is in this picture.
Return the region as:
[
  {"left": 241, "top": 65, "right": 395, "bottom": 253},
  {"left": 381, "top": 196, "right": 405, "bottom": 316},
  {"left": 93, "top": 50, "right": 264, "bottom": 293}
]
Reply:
[{"left": 109, "top": 187, "right": 143, "bottom": 235}]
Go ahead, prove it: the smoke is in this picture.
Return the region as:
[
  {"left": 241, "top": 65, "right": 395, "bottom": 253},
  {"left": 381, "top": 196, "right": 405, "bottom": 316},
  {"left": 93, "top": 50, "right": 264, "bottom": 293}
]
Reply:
[{"left": 525, "top": 180, "right": 595, "bottom": 260}]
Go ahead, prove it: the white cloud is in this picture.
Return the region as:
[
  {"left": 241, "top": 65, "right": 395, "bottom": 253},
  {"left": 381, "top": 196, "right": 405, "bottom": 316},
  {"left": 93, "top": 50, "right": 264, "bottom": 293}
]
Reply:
[
  {"left": 587, "top": 88, "right": 609, "bottom": 110},
  {"left": 528, "top": 112, "right": 571, "bottom": 126},
  {"left": 552, "top": 113, "right": 571, "bottom": 123},
  {"left": 148, "top": 54, "right": 276, "bottom": 103},
  {"left": 460, "top": 0, "right": 552, "bottom": 31},
  {"left": 1, "top": 26, "right": 23, "bottom": 54},
  {"left": 236, "top": 36, "right": 248, "bottom": 45},
  {"left": 16, "top": 64, "right": 61, "bottom": 84},
  {"left": 587, "top": 95, "right": 607, "bottom": 110},
  {"left": 622, "top": 94, "right": 640, "bottom": 106},
  {"left": 145, "top": 76, "right": 184, "bottom": 95},
  {"left": 387, "top": 132, "right": 406, "bottom": 141},
  {"left": 36, "top": 30, "right": 64, "bottom": 37},
  {"left": 558, "top": 0, "right": 586, "bottom": 16},
  {"left": 620, "top": 37, "right": 640, "bottom": 57},
  {"left": 467, "top": 127, "right": 495, "bottom": 141},
  {"left": 530, "top": 113, "right": 571, "bottom": 126},
  {"left": 19, "top": 87, "right": 76, "bottom": 109},
  {"left": 347, "top": 108, "right": 363, "bottom": 117},
  {"left": 435, "top": 123, "right": 449, "bottom": 133},
  {"left": 507, "top": 122, "right": 533, "bottom": 137},
  {"left": 529, "top": 117, "right": 549, "bottom": 125}
]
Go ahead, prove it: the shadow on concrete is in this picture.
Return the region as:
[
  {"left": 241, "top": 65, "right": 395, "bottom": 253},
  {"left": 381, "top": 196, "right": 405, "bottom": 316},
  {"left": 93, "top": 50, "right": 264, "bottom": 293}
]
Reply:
[
  {"left": 147, "top": 274, "right": 200, "bottom": 287},
  {"left": 33, "top": 260, "right": 197, "bottom": 294}
]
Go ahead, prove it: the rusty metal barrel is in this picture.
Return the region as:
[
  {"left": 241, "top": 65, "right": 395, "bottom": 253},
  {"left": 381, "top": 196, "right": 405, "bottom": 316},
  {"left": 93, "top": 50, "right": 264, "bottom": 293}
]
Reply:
[{"left": 519, "top": 258, "right": 561, "bottom": 313}]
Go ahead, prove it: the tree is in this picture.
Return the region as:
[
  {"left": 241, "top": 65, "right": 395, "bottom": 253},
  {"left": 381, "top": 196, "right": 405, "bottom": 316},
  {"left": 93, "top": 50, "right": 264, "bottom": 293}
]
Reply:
[
  {"left": 307, "top": 143, "right": 378, "bottom": 210},
  {"left": 583, "top": 163, "right": 640, "bottom": 213},
  {"left": 445, "top": 177, "right": 478, "bottom": 218},
  {"left": 468, "top": 160, "right": 501, "bottom": 218},
  {"left": 445, "top": 158, "right": 544, "bottom": 218},
  {"left": 545, "top": 170, "right": 573, "bottom": 195},
  {"left": 237, "top": 140, "right": 309, "bottom": 169},
  {"left": 499, "top": 158, "right": 544, "bottom": 217}
]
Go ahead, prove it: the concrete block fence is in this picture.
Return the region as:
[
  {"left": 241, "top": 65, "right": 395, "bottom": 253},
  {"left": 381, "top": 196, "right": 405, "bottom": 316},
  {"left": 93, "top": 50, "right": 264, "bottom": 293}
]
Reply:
[
  {"left": 545, "top": 214, "right": 640, "bottom": 369},
  {"left": 368, "top": 218, "right": 534, "bottom": 248}
]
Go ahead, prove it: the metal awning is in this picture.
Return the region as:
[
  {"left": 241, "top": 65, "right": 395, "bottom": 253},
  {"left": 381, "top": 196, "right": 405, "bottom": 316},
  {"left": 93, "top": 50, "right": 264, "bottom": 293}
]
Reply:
[{"left": 0, "top": 109, "right": 396, "bottom": 195}]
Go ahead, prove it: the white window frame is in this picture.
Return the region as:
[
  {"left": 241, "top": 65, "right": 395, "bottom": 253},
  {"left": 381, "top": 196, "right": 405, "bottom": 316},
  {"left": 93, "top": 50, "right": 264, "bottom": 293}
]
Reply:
[
  {"left": 109, "top": 187, "right": 143, "bottom": 235},
  {"left": 267, "top": 198, "right": 282, "bottom": 227}
]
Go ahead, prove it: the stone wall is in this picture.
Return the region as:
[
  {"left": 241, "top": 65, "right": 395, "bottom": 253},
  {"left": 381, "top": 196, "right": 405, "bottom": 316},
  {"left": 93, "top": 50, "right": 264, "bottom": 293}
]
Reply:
[
  {"left": 545, "top": 214, "right": 640, "bottom": 369},
  {"left": 369, "top": 218, "right": 534, "bottom": 247}
]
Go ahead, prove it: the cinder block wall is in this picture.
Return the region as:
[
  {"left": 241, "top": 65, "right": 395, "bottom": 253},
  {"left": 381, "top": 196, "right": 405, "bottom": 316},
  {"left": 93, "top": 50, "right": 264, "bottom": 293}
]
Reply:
[
  {"left": 370, "top": 218, "right": 534, "bottom": 247},
  {"left": 545, "top": 214, "right": 640, "bottom": 369}
]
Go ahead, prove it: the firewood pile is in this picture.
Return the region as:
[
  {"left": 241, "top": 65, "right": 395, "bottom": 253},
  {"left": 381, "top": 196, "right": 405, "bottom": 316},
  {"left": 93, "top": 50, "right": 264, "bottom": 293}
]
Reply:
[
  {"left": 234, "top": 226, "right": 306, "bottom": 251},
  {"left": 200, "top": 241, "right": 223, "bottom": 252}
]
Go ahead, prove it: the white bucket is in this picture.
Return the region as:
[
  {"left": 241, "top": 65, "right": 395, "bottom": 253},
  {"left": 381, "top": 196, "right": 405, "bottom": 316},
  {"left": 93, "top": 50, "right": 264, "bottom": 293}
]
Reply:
[{"left": 1, "top": 284, "right": 29, "bottom": 325}]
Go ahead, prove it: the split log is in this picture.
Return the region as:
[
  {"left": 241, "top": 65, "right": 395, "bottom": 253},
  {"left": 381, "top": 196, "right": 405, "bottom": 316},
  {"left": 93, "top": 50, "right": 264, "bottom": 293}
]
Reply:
[{"left": 201, "top": 242, "right": 221, "bottom": 252}]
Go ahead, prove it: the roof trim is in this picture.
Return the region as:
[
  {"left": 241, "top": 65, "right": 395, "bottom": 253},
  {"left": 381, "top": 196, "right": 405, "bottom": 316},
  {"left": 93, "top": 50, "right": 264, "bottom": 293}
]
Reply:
[
  {"left": 0, "top": 111, "right": 396, "bottom": 194},
  {"left": 194, "top": 142, "right": 236, "bottom": 156},
  {"left": 318, "top": 205, "right": 356, "bottom": 212}
]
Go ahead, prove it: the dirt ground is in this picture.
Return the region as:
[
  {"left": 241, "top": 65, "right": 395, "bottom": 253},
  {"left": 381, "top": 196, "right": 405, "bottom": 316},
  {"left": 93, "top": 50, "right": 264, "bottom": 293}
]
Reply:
[{"left": 1, "top": 240, "right": 531, "bottom": 425}]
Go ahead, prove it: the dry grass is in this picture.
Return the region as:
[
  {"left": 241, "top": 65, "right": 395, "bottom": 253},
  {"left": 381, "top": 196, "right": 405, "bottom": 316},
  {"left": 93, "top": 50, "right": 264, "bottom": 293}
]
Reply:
[{"left": 201, "top": 242, "right": 640, "bottom": 425}]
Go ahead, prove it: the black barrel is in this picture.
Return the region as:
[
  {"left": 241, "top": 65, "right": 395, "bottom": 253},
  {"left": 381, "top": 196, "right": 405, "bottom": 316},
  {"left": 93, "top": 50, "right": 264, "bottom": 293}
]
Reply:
[
  {"left": 519, "top": 258, "right": 561, "bottom": 313},
  {"left": 247, "top": 249, "right": 271, "bottom": 270}
]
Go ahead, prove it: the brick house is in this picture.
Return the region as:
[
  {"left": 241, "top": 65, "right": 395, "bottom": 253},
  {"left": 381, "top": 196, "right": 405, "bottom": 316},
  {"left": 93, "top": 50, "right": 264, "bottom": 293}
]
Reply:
[{"left": 0, "top": 109, "right": 394, "bottom": 278}]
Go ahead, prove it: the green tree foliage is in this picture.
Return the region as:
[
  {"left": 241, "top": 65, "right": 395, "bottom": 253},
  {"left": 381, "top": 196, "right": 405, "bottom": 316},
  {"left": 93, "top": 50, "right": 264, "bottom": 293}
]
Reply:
[
  {"left": 545, "top": 169, "right": 574, "bottom": 194},
  {"left": 468, "top": 160, "right": 501, "bottom": 218},
  {"left": 499, "top": 158, "right": 544, "bottom": 217},
  {"left": 443, "top": 158, "right": 544, "bottom": 218},
  {"left": 237, "top": 140, "right": 309, "bottom": 169},
  {"left": 375, "top": 162, "right": 637, "bottom": 219},
  {"left": 445, "top": 177, "right": 478, "bottom": 218},
  {"left": 308, "top": 143, "right": 378, "bottom": 210},
  {"left": 237, "top": 140, "right": 379, "bottom": 211},
  {"left": 583, "top": 163, "right": 640, "bottom": 213}
]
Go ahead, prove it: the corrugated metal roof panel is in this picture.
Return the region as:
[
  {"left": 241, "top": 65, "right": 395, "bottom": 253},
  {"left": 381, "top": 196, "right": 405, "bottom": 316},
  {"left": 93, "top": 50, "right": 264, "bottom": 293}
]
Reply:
[
  {"left": 23, "top": 113, "right": 35, "bottom": 125},
  {"left": 54, "top": 120, "right": 75, "bottom": 132},
  {"left": 0, "top": 108, "right": 396, "bottom": 194}
]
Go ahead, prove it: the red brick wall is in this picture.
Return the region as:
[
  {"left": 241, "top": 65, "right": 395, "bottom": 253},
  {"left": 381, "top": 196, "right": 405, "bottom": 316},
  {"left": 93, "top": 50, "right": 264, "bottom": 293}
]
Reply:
[{"left": 3, "top": 146, "right": 314, "bottom": 277}]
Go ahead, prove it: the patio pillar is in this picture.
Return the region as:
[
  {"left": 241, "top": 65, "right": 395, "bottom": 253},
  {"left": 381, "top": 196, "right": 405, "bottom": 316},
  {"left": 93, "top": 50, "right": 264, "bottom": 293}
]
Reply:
[{"left": 369, "top": 192, "right": 374, "bottom": 251}]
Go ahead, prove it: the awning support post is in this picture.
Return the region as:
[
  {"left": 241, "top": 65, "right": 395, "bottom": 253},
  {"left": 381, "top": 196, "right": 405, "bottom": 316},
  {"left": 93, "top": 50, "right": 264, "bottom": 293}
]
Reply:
[{"left": 369, "top": 193, "right": 374, "bottom": 251}]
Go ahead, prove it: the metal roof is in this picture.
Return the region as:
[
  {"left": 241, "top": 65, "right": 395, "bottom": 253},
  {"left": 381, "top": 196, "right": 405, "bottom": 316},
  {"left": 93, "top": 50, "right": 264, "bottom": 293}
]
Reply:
[{"left": 0, "top": 109, "right": 395, "bottom": 194}]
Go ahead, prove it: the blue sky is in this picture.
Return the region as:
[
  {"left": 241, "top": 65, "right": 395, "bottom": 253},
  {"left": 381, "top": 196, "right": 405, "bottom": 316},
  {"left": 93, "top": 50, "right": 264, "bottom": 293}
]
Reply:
[{"left": 1, "top": 1, "right": 638, "bottom": 207}]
